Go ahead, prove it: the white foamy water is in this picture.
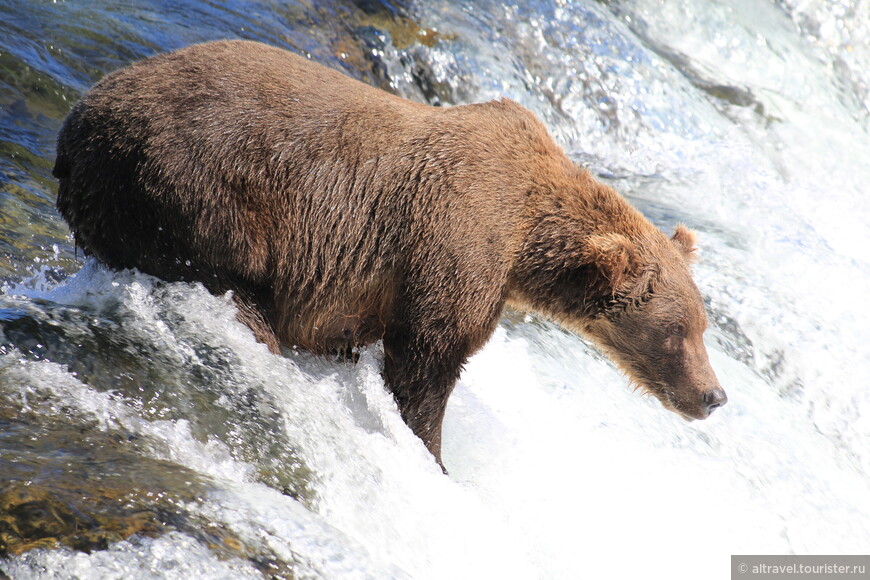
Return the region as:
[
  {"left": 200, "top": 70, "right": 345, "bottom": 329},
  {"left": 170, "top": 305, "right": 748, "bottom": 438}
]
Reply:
[{"left": 2, "top": 0, "right": 870, "bottom": 579}]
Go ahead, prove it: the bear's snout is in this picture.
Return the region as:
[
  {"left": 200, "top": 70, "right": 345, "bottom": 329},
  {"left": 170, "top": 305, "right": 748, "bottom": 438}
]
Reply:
[
  {"left": 702, "top": 387, "right": 728, "bottom": 415},
  {"left": 665, "top": 385, "right": 727, "bottom": 421},
  {"left": 676, "top": 384, "right": 727, "bottom": 420}
]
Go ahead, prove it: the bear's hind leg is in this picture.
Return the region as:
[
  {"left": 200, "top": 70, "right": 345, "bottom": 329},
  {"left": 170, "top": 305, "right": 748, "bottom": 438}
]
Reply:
[{"left": 232, "top": 293, "right": 281, "bottom": 354}]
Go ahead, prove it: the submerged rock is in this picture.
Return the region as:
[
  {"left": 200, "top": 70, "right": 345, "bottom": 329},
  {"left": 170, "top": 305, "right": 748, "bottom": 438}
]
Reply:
[
  {"left": 0, "top": 411, "right": 202, "bottom": 557},
  {"left": 0, "top": 406, "right": 296, "bottom": 578}
]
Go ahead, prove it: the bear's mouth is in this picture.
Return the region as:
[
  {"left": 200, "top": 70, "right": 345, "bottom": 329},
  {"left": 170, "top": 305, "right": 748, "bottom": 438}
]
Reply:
[
  {"left": 653, "top": 385, "right": 707, "bottom": 421},
  {"left": 618, "top": 360, "right": 712, "bottom": 421}
]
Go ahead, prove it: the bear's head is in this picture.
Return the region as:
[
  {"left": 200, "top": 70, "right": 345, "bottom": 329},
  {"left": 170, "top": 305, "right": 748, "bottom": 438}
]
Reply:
[{"left": 579, "top": 224, "right": 726, "bottom": 420}]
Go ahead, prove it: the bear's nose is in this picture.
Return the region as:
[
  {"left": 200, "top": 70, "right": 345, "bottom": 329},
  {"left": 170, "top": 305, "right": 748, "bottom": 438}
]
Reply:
[{"left": 702, "top": 388, "right": 728, "bottom": 414}]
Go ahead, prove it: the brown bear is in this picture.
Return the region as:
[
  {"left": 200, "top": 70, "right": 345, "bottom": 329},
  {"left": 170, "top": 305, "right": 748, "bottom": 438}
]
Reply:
[{"left": 54, "top": 39, "right": 726, "bottom": 468}]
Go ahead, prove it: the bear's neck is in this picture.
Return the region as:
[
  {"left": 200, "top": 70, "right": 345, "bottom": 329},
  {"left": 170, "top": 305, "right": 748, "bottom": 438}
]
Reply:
[{"left": 506, "top": 169, "right": 660, "bottom": 328}]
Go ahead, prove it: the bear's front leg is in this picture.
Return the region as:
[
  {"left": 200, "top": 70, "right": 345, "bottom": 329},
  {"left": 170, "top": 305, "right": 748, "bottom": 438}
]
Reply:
[
  {"left": 384, "top": 275, "right": 504, "bottom": 473},
  {"left": 382, "top": 259, "right": 507, "bottom": 470},
  {"left": 383, "top": 329, "right": 468, "bottom": 471}
]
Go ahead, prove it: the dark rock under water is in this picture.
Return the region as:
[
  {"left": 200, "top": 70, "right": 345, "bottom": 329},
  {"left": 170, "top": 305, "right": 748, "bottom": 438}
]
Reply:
[{"left": 0, "top": 396, "right": 301, "bottom": 577}]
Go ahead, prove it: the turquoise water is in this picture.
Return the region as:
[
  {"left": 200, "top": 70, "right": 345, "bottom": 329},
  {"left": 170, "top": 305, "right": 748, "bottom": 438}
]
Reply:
[{"left": 2, "top": 1, "right": 870, "bottom": 578}]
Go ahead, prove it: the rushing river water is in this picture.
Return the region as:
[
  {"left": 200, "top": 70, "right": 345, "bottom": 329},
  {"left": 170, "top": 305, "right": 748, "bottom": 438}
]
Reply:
[{"left": 2, "top": 1, "right": 869, "bottom": 578}]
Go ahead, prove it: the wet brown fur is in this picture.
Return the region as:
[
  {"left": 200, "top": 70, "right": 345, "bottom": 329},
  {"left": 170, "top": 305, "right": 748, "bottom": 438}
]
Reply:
[{"left": 54, "top": 40, "right": 724, "bottom": 468}]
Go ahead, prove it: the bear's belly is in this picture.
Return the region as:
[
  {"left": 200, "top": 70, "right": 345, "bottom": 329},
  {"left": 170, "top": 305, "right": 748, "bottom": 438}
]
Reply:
[
  {"left": 281, "top": 286, "right": 395, "bottom": 356},
  {"left": 313, "top": 311, "right": 387, "bottom": 354},
  {"left": 276, "top": 269, "right": 397, "bottom": 356}
]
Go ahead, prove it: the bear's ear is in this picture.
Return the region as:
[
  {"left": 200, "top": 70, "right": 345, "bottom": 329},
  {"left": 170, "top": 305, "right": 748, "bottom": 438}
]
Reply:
[
  {"left": 671, "top": 224, "right": 698, "bottom": 263},
  {"left": 584, "top": 233, "right": 640, "bottom": 289}
]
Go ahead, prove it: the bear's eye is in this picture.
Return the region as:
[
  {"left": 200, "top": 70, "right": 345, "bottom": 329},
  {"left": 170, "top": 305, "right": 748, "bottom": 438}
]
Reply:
[{"left": 668, "top": 323, "right": 686, "bottom": 337}]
